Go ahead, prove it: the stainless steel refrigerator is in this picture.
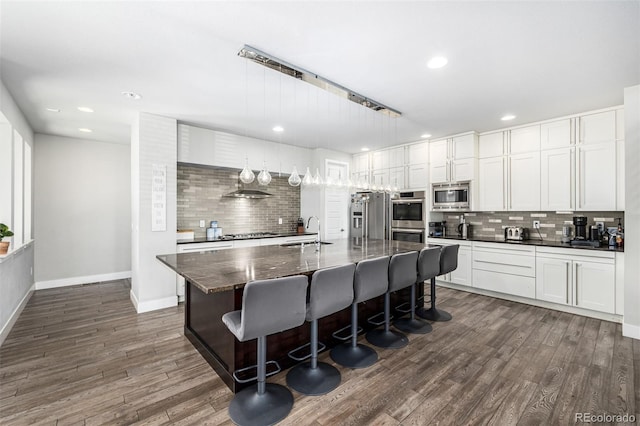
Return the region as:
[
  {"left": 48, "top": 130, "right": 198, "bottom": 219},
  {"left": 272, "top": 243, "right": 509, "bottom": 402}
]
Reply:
[{"left": 350, "top": 192, "right": 392, "bottom": 240}]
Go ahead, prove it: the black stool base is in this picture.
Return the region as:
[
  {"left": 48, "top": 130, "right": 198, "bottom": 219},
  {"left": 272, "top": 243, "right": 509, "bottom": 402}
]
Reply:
[
  {"left": 286, "top": 362, "right": 340, "bottom": 395},
  {"left": 416, "top": 307, "right": 452, "bottom": 322},
  {"left": 228, "top": 383, "right": 293, "bottom": 426},
  {"left": 394, "top": 317, "right": 433, "bottom": 334},
  {"left": 365, "top": 329, "right": 408, "bottom": 349},
  {"left": 330, "top": 343, "right": 378, "bottom": 369}
]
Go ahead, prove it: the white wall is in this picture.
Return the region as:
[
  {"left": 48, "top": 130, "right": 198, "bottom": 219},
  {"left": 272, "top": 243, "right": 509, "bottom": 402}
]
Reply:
[
  {"left": 624, "top": 85, "right": 640, "bottom": 340},
  {"left": 0, "top": 79, "right": 34, "bottom": 345},
  {"left": 130, "top": 113, "right": 177, "bottom": 313},
  {"left": 34, "top": 134, "right": 131, "bottom": 286}
]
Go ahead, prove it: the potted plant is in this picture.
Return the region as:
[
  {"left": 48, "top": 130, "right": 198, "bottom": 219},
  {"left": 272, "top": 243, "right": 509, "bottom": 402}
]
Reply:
[{"left": 0, "top": 223, "right": 14, "bottom": 254}]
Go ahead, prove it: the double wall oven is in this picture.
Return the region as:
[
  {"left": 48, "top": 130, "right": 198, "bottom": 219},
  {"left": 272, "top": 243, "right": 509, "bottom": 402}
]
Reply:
[{"left": 391, "top": 191, "right": 426, "bottom": 243}]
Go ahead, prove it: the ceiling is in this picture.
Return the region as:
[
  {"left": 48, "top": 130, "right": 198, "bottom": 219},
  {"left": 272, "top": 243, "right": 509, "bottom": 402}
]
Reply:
[{"left": 1, "top": 1, "right": 639, "bottom": 154}]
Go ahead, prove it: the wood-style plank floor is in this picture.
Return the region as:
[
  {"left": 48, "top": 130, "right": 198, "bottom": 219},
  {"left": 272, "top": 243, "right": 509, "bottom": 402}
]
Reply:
[{"left": 1, "top": 280, "right": 638, "bottom": 425}]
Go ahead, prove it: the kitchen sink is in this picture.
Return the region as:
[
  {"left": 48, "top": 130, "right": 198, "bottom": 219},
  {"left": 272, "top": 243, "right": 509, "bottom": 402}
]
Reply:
[{"left": 279, "top": 241, "right": 333, "bottom": 247}]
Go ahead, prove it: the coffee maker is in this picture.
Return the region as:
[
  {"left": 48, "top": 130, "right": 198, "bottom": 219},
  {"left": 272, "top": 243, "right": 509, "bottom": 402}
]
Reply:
[{"left": 571, "top": 216, "right": 600, "bottom": 247}]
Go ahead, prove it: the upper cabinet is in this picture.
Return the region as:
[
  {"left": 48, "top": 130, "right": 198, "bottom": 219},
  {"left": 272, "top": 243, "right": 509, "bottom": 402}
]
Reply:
[
  {"left": 509, "top": 125, "right": 540, "bottom": 154},
  {"left": 579, "top": 110, "right": 616, "bottom": 144},
  {"left": 540, "top": 119, "right": 572, "bottom": 150},
  {"left": 429, "top": 133, "right": 478, "bottom": 184},
  {"left": 361, "top": 142, "right": 428, "bottom": 191}
]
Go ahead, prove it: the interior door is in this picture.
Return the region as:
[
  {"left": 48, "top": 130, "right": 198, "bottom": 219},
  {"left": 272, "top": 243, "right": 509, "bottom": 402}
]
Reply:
[{"left": 325, "top": 160, "right": 350, "bottom": 240}]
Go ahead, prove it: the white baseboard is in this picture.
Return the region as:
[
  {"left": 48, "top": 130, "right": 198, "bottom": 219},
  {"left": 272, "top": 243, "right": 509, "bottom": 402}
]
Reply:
[
  {"left": 129, "top": 290, "right": 177, "bottom": 313},
  {"left": 623, "top": 322, "right": 640, "bottom": 340},
  {"left": 35, "top": 271, "right": 131, "bottom": 290},
  {"left": 0, "top": 284, "right": 35, "bottom": 346}
]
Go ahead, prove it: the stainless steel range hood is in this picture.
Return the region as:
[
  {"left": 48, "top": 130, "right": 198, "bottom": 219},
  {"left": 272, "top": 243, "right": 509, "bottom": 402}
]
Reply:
[{"left": 223, "top": 175, "right": 273, "bottom": 199}]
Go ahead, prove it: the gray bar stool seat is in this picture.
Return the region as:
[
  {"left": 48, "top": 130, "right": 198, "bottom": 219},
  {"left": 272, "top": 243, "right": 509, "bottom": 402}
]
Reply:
[
  {"left": 330, "top": 256, "right": 389, "bottom": 368},
  {"left": 417, "top": 244, "right": 458, "bottom": 322},
  {"left": 222, "top": 275, "right": 308, "bottom": 426},
  {"left": 394, "top": 248, "right": 435, "bottom": 334},
  {"left": 365, "top": 252, "right": 412, "bottom": 348},
  {"left": 286, "top": 263, "right": 356, "bottom": 395}
]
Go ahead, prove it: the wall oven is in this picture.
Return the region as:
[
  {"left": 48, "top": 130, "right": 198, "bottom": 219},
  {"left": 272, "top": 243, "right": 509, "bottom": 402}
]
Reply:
[
  {"left": 432, "top": 181, "right": 470, "bottom": 211},
  {"left": 391, "top": 191, "right": 426, "bottom": 243}
]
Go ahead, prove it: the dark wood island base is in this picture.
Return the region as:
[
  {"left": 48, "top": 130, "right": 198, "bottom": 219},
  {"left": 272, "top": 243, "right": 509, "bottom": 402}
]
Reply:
[{"left": 157, "top": 238, "right": 434, "bottom": 393}]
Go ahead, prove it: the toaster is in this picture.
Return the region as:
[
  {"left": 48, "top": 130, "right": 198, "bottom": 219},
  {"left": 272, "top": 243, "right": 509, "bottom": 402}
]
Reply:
[{"left": 504, "top": 226, "right": 529, "bottom": 241}]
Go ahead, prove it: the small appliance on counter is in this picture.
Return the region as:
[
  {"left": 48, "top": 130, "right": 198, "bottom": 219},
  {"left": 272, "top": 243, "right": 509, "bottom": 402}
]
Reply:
[
  {"left": 561, "top": 224, "right": 572, "bottom": 243},
  {"left": 429, "top": 221, "right": 445, "bottom": 237},
  {"left": 504, "top": 226, "right": 529, "bottom": 241},
  {"left": 570, "top": 216, "right": 600, "bottom": 247},
  {"left": 206, "top": 221, "right": 223, "bottom": 240},
  {"left": 457, "top": 223, "right": 471, "bottom": 239}
]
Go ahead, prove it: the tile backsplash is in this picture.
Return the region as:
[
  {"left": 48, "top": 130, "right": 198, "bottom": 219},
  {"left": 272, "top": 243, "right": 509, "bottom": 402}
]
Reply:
[
  {"left": 440, "top": 211, "right": 625, "bottom": 241},
  {"left": 177, "top": 165, "right": 301, "bottom": 237}
]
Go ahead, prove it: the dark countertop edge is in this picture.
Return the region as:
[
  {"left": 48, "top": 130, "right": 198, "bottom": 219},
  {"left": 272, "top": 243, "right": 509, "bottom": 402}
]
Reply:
[
  {"left": 176, "top": 232, "right": 317, "bottom": 245},
  {"left": 427, "top": 236, "right": 624, "bottom": 253}
]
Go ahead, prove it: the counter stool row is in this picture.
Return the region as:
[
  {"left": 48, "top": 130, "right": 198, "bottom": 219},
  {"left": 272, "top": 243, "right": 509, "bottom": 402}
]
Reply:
[{"left": 222, "top": 244, "right": 459, "bottom": 426}]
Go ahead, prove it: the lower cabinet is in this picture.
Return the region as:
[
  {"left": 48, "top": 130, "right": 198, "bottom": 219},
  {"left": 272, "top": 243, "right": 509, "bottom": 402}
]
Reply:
[
  {"left": 536, "top": 247, "right": 615, "bottom": 314},
  {"left": 426, "top": 238, "right": 472, "bottom": 286},
  {"left": 472, "top": 243, "right": 536, "bottom": 298}
]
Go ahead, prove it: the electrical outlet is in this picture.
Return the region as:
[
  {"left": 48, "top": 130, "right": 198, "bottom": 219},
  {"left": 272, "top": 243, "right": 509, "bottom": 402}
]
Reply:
[
  {"left": 199, "top": 219, "right": 205, "bottom": 228},
  {"left": 278, "top": 218, "right": 283, "bottom": 225},
  {"left": 533, "top": 220, "right": 540, "bottom": 229}
]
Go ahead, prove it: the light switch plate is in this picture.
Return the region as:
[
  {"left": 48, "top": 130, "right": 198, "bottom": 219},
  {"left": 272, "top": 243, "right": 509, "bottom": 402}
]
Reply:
[
  {"left": 199, "top": 220, "right": 205, "bottom": 228},
  {"left": 278, "top": 218, "right": 283, "bottom": 225}
]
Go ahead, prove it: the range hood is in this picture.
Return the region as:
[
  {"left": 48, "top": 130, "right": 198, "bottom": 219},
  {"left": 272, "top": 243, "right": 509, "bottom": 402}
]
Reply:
[{"left": 223, "top": 176, "right": 273, "bottom": 199}]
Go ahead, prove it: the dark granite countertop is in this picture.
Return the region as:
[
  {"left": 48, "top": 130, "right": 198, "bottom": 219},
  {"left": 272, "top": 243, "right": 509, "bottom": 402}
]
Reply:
[
  {"left": 158, "top": 238, "right": 436, "bottom": 294},
  {"left": 177, "top": 232, "right": 317, "bottom": 244},
  {"left": 428, "top": 235, "right": 624, "bottom": 253}
]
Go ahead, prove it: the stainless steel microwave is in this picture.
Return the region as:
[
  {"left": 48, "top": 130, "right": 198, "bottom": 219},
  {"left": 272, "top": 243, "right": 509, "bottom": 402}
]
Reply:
[{"left": 432, "top": 182, "right": 470, "bottom": 211}]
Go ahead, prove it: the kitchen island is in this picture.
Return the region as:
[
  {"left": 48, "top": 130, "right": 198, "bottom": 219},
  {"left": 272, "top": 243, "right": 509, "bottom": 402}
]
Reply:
[{"left": 157, "top": 238, "right": 433, "bottom": 392}]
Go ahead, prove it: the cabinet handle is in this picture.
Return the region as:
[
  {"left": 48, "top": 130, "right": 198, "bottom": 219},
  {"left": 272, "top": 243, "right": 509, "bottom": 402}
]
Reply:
[
  {"left": 574, "top": 262, "right": 579, "bottom": 306},
  {"left": 566, "top": 262, "right": 570, "bottom": 304}
]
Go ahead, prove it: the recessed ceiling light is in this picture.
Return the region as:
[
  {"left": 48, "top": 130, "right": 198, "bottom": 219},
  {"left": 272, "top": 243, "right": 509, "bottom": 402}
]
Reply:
[
  {"left": 272, "top": 125, "right": 284, "bottom": 132},
  {"left": 46, "top": 108, "right": 60, "bottom": 113},
  {"left": 421, "top": 133, "right": 432, "bottom": 139},
  {"left": 121, "top": 91, "right": 142, "bottom": 100},
  {"left": 427, "top": 56, "right": 448, "bottom": 69},
  {"left": 361, "top": 147, "right": 370, "bottom": 152},
  {"left": 78, "top": 128, "right": 93, "bottom": 133},
  {"left": 501, "top": 114, "right": 516, "bottom": 121},
  {"left": 77, "top": 106, "right": 94, "bottom": 113}
]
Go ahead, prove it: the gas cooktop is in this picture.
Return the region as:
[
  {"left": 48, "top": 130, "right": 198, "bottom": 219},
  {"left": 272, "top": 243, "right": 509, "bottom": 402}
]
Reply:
[{"left": 220, "top": 232, "right": 278, "bottom": 240}]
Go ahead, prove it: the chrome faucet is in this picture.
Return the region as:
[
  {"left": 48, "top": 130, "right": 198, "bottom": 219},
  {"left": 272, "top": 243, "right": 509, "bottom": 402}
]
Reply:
[{"left": 307, "top": 216, "right": 321, "bottom": 249}]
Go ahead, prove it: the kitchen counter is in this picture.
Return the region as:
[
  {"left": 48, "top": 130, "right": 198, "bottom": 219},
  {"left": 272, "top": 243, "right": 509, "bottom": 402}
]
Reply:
[
  {"left": 428, "top": 235, "right": 624, "bottom": 252},
  {"left": 159, "top": 238, "right": 431, "bottom": 294},
  {"left": 176, "top": 231, "right": 317, "bottom": 244},
  {"left": 157, "top": 238, "right": 434, "bottom": 392}
]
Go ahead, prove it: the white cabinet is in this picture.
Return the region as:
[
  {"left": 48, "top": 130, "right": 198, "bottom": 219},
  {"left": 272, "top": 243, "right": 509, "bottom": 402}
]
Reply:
[
  {"left": 616, "top": 140, "right": 625, "bottom": 210},
  {"left": 388, "top": 146, "right": 406, "bottom": 168},
  {"left": 371, "top": 150, "right": 389, "bottom": 170},
  {"left": 389, "top": 167, "right": 406, "bottom": 190},
  {"left": 427, "top": 238, "right": 472, "bottom": 287},
  {"left": 406, "top": 164, "right": 427, "bottom": 190},
  {"left": 478, "top": 132, "right": 504, "bottom": 158},
  {"left": 367, "top": 142, "right": 428, "bottom": 190},
  {"left": 540, "top": 119, "right": 572, "bottom": 150},
  {"left": 472, "top": 242, "right": 536, "bottom": 298},
  {"left": 579, "top": 110, "right": 616, "bottom": 144},
  {"left": 429, "top": 133, "right": 477, "bottom": 184},
  {"left": 576, "top": 142, "right": 616, "bottom": 210},
  {"left": 508, "top": 151, "right": 540, "bottom": 211},
  {"left": 616, "top": 253, "right": 624, "bottom": 315},
  {"left": 408, "top": 143, "right": 428, "bottom": 165},
  {"left": 536, "top": 247, "right": 615, "bottom": 314},
  {"left": 509, "top": 125, "right": 540, "bottom": 154},
  {"left": 477, "top": 156, "right": 506, "bottom": 211},
  {"left": 540, "top": 147, "right": 574, "bottom": 211}
]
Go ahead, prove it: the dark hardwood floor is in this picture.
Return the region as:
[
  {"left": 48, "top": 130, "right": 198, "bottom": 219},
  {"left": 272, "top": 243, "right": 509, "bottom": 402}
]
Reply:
[{"left": 0, "top": 280, "right": 637, "bottom": 425}]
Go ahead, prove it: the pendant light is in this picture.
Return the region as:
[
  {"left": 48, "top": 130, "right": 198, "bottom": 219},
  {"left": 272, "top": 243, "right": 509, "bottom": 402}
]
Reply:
[
  {"left": 239, "top": 157, "right": 255, "bottom": 184},
  {"left": 302, "top": 167, "right": 314, "bottom": 186},
  {"left": 288, "top": 166, "right": 301, "bottom": 186},
  {"left": 257, "top": 161, "right": 272, "bottom": 186}
]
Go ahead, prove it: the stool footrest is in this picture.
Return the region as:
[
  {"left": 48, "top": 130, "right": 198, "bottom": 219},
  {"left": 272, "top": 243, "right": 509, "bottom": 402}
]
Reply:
[
  {"left": 232, "top": 360, "right": 281, "bottom": 384},
  {"left": 332, "top": 324, "right": 363, "bottom": 341},
  {"left": 287, "top": 341, "right": 327, "bottom": 361},
  {"left": 367, "top": 311, "right": 390, "bottom": 326},
  {"left": 395, "top": 301, "right": 413, "bottom": 314}
]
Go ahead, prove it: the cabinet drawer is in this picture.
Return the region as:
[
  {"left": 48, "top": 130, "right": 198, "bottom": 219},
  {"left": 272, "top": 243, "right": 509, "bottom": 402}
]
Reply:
[
  {"left": 473, "top": 269, "right": 536, "bottom": 298},
  {"left": 473, "top": 250, "right": 535, "bottom": 277},
  {"left": 177, "top": 242, "right": 234, "bottom": 252}
]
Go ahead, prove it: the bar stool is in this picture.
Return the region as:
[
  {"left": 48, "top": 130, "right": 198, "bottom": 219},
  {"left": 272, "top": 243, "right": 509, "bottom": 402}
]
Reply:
[
  {"left": 222, "top": 275, "right": 308, "bottom": 426},
  {"left": 286, "top": 263, "right": 356, "bottom": 395},
  {"left": 393, "top": 249, "right": 435, "bottom": 335},
  {"left": 417, "top": 244, "right": 458, "bottom": 322},
  {"left": 365, "top": 252, "right": 411, "bottom": 348},
  {"left": 330, "top": 256, "right": 389, "bottom": 368}
]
